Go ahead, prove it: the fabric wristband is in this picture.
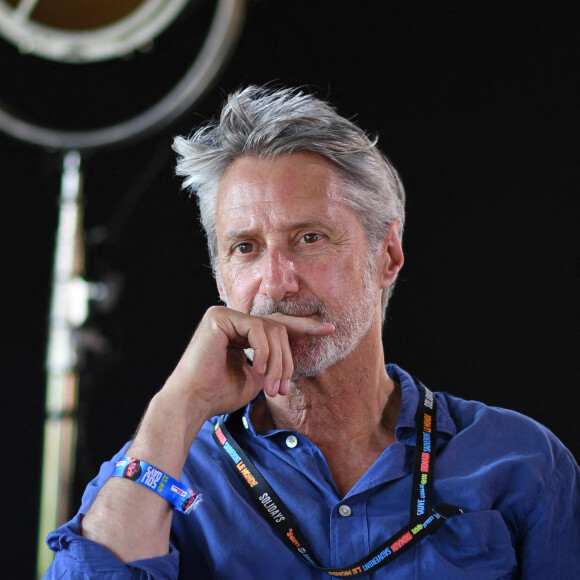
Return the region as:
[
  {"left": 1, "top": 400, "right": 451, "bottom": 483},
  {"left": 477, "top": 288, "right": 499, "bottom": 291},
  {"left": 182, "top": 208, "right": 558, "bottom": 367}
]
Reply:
[{"left": 110, "top": 456, "right": 202, "bottom": 514}]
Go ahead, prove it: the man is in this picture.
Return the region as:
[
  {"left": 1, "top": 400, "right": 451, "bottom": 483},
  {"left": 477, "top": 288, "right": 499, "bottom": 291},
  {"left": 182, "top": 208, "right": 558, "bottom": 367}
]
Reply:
[{"left": 46, "top": 86, "right": 579, "bottom": 578}]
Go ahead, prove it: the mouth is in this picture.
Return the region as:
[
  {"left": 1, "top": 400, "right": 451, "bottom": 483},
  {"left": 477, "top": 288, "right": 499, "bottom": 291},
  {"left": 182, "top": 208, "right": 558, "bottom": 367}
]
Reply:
[{"left": 250, "top": 298, "right": 325, "bottom": 321}]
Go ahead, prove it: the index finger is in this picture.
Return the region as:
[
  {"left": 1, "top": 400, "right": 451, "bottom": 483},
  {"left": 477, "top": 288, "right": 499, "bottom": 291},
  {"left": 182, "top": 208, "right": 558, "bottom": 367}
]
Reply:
[{"left": 264, "top": 313, "right": 335, "bottom": 338}]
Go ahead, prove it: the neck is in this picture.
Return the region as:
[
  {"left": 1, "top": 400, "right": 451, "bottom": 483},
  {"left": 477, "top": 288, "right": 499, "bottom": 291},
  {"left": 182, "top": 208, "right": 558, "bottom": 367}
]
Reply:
[
  {"left": 262, "top": 364, "right": 398, "bottom": 439},
  {"left": 251, "top": 335, "right": 401, "bottom": 496}
]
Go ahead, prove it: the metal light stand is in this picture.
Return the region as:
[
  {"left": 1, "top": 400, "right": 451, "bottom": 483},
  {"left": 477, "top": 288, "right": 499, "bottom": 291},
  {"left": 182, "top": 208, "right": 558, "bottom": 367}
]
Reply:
[
  {"left": 0, "top": 1, "right": 246, "bottom": 576},
  {"left": 36, "top": 151, "right": 85, "bottom": 576}
]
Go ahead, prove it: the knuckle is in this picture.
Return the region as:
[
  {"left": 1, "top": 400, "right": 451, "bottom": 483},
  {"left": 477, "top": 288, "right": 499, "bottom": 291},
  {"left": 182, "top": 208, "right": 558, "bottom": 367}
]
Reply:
[
  {"left": 206, "top": 305, "right": 228, "bottom": 317},
  {"left": 267, "top": 320, "right": 288, "bottom": 338},
  {"left": 204, "top": 305, "right": 225, "bottom": 325}
]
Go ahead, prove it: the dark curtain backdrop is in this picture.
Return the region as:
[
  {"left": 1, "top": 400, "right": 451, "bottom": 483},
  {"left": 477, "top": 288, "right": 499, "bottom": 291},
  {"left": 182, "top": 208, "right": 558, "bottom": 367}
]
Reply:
[{"left": 1, "top": 2, "right": 578, "bottom": 578}]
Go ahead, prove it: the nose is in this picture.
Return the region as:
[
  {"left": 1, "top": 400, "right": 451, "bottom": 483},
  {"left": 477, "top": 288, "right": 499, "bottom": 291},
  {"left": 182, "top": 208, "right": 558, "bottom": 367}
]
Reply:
[{"left": 259, "top": 248, "right": 299, "bottom": 301}]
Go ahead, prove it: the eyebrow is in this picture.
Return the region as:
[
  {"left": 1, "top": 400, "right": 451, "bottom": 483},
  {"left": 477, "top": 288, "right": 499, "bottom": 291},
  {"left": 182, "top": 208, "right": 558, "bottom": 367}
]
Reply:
[
  {"left": 222, "top": 229, "right": 255, "bottom": 244},
  {"left": 221, "top": 220, "right": 332, "bottom": 244}
]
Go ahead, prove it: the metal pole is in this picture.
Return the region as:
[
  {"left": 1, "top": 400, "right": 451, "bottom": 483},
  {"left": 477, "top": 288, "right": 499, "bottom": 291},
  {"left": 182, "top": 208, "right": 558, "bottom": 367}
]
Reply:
[{"left": 36, "top": 151, "right": 84, "bottom": 577}]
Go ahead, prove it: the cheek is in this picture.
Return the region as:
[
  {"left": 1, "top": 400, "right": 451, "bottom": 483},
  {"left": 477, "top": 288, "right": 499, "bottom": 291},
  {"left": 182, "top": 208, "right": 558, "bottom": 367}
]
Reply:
[
  {"left": 221, "top": 266, "right": 261, "bottom": 310},
  {"left": 308, "top": 256, "right": 364, "bottom": 293}
]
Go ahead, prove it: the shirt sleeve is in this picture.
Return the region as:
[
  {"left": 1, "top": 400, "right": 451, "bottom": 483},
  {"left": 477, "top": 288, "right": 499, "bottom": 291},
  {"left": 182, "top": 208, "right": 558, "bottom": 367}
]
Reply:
[
  {"left": 44, "top": 516, "right": 180, "bottom": 579},
  {"left": 517, "top": 443, "right": 580, "bottom": 577},
  {"left": 43, "top": 447, "right": 181, "bottom": 579}
]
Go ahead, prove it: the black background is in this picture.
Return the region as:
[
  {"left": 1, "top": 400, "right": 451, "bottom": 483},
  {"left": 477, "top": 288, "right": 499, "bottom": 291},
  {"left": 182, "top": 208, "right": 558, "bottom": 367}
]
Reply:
[{"left": 1, "top": 1, "right": 578, "bottom": 578}]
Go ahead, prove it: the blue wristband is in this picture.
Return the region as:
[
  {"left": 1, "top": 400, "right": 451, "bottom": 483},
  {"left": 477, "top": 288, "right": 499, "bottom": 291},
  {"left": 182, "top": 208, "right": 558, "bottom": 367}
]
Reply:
[{"left": 111, "top": 456, "right": 202, "bottom": 514}]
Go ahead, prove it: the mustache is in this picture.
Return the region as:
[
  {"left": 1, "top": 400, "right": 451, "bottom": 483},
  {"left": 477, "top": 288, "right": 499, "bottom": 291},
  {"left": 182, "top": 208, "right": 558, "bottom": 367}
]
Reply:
[{"left": 250, "top": 297, "right": 327, "bottom": 319}]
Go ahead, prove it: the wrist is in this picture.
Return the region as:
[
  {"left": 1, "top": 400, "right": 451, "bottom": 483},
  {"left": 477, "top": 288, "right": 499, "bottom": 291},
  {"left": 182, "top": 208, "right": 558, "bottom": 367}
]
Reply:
[
  {"left": 110, "top": 456, "right": 202, "bottom": 514},
  {"left": 129, "top": 388, "right": 209, "bottom": 478}
]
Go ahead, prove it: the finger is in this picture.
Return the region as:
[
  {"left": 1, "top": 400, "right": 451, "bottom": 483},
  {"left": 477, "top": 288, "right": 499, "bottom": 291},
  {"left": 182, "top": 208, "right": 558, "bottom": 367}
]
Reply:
[
  {"left": 244, "top": 318, "right": 293, "bottom": 397},
  {"left": 276, "top": 322, "right": 296, "bottom": 396},
  {"left": 266, "top": 313, "right": 335, "bottom": 338},
  {"left": 246, "top": 323, "right": 269, "bottom": 376},
  {"left": 277, "top": 329, "right": 293, "bottom": 395},
  {"left": 262, "top": 322, "right": 289, "bottom": 397},
  {"left": 304, "top": 322, "right": 335, "bottom": 336}
]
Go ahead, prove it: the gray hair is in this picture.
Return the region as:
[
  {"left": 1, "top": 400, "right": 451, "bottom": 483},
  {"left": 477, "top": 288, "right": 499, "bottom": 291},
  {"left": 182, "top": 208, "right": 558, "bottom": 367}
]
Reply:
[{"left": 173, "top": 85, "right": 406, "bottom": 321}]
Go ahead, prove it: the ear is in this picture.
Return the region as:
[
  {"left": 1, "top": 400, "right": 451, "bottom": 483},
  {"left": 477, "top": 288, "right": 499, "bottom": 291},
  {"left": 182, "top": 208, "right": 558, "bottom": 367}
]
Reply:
[
  {"left": 379, "top": 218, "right": 404, "bottom": 289},
  {"left": 216, "top": 276, "right": 227, "bottom": 303}
]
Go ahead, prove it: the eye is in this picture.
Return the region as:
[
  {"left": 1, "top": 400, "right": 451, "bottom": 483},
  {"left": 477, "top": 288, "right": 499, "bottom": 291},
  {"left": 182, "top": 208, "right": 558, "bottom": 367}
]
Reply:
[
  {"left": 233, "top": 242, "right": 254, "bottom": 254},
  {"left": 300, "top": 232, "right": 323, "bottom": 244}
]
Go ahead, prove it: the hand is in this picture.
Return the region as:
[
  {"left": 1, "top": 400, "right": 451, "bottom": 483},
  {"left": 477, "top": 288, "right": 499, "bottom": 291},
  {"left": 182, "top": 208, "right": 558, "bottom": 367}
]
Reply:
[
  {"left": 81, "top": 306, "right": 334, "bottom": 561},
  {"left": 164, "top": 306, "right": 335, "bottom": 421}
]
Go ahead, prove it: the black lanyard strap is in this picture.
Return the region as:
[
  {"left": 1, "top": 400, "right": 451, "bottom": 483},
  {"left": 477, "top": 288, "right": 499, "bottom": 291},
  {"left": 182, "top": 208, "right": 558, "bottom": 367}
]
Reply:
[
  {"left": 212, "top": 384, "right": 462, "bottom": 576},
  {"left": 411, "top": 383, "right": 436, "bottom": 521}
]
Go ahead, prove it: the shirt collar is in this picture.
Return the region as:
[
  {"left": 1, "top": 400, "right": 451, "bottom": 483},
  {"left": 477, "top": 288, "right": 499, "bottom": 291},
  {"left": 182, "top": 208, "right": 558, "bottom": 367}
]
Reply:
[
  {"left": 217, "top": 392, "right": 265, "bottom": 436},
  {"left": 220, "top": 364, "right": 457, "bottom": 444},
  {"left": 387, "top": 363, "right": 456, "bottom": 444}
]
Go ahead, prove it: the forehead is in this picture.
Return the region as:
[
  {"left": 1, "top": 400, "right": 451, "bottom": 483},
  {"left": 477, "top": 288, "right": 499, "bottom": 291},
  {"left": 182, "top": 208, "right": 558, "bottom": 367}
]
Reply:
[{"left": 215, "top": 152, "right": 351, "bottom": 234}]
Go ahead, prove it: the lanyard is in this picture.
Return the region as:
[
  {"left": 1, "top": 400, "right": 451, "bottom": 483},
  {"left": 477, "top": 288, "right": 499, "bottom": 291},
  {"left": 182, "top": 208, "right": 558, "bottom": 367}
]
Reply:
[{"left": 212, "top": 383, "right": 462, "bottom": 576}]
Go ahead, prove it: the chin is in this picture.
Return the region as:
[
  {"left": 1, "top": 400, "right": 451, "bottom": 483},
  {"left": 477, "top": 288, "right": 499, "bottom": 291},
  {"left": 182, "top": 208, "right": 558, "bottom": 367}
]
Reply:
[{"left": 289, "top": 337, "right": 348, "bottom": 379}]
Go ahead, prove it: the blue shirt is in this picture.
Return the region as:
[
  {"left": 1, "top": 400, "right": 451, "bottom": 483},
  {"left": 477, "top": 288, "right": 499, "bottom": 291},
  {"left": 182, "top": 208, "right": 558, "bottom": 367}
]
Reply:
[{"left": 46, "top": 365, "right": 580, "bottom": 578}]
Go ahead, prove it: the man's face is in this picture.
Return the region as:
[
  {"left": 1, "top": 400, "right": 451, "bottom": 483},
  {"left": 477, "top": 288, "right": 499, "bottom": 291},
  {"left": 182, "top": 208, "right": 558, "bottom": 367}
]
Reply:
[{"left": 215, "top": 151, "right": 381, "bottom": 378}]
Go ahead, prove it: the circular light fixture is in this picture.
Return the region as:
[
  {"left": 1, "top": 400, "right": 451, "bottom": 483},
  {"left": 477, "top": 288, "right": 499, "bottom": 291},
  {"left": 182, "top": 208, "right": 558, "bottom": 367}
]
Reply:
[
  {"left": 0, "top": 0, "right": 192, "bottom": 63},
  {"left": 0, "top": 0, "right": 246, "bottom": 149}
]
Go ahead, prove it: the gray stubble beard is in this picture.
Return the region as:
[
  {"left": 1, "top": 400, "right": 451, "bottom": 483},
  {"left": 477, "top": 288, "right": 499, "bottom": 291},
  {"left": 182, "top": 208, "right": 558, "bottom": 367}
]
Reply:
[{"left": 246, "top": 256, "right": 378, "bottom": 379}]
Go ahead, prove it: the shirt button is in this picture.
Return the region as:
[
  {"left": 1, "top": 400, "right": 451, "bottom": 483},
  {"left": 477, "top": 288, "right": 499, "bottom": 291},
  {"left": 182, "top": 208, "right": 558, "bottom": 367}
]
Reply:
[
  {"left": 285, "top": 435, "right": 298, "bottom": 448},
  {"left": 242, "top": 416, "right": 249, "bottom": 429},
  {"left": 339, "top": 505, "right": 352, "bottom": 517}
]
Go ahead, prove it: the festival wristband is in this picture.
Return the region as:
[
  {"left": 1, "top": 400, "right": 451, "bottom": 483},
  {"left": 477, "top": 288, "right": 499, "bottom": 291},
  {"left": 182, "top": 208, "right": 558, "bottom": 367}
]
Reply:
[{"left": 110, "top": 456, "right": 202, "bottom": 514}]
